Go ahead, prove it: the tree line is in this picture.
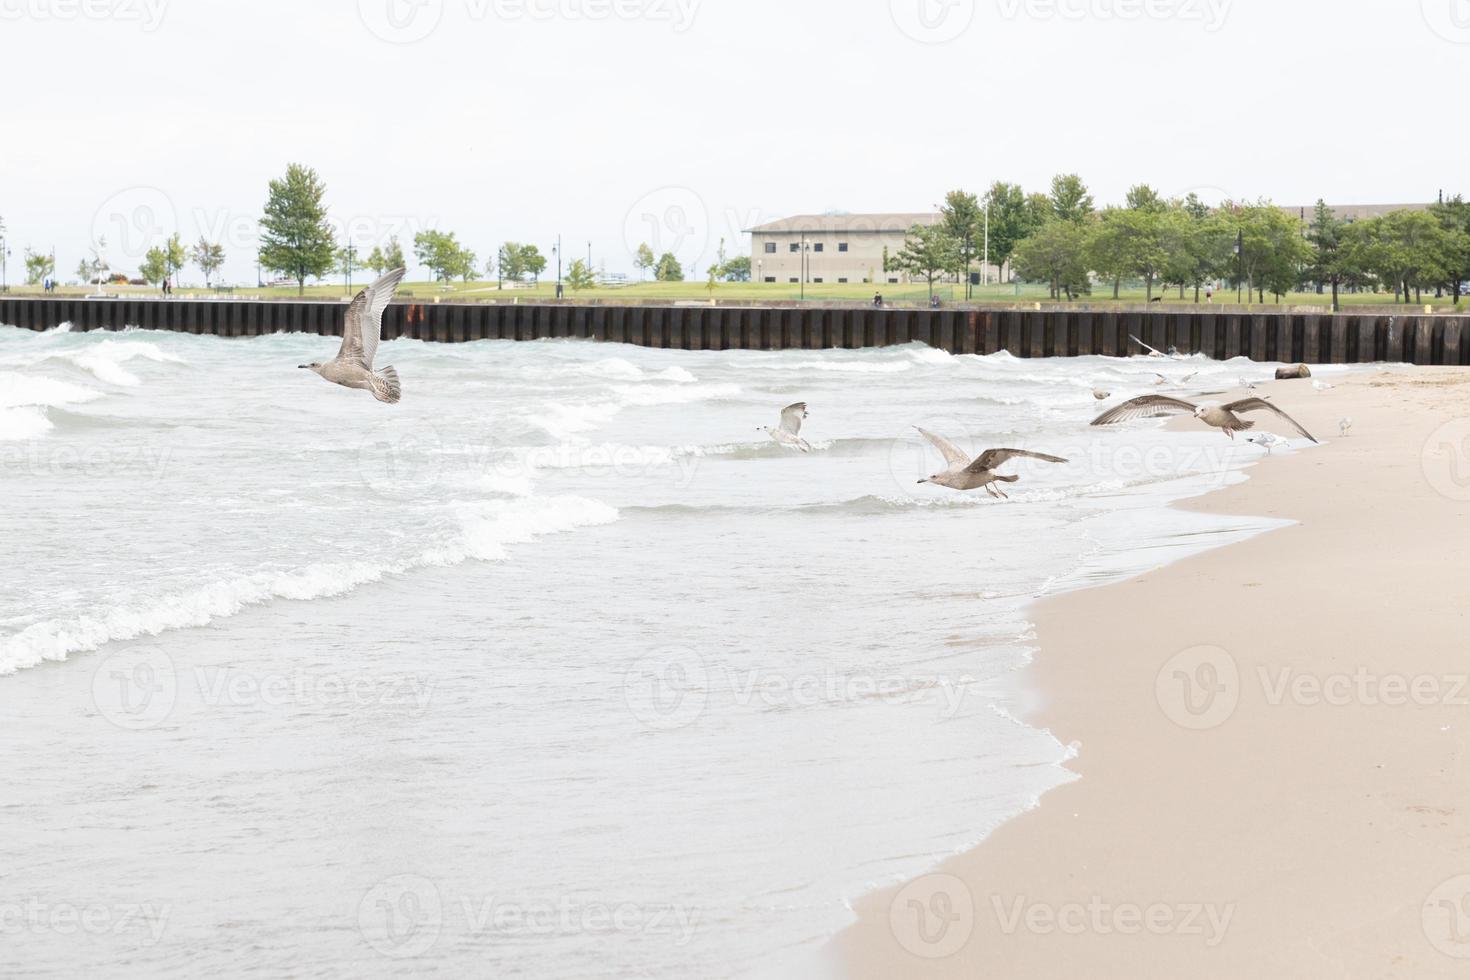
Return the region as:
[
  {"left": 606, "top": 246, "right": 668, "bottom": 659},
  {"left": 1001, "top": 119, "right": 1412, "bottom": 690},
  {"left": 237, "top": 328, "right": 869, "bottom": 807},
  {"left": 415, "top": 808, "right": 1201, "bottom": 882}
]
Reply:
[{"left": 888, "top": 176, "right": 1470, "bottom": 308}]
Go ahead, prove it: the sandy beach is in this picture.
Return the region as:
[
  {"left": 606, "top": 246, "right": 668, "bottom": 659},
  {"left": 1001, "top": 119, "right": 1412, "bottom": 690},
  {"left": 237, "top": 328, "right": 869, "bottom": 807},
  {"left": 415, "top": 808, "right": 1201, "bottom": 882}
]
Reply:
[{"left": 831, "top": 367, "right": 1470, "bottom": 978}]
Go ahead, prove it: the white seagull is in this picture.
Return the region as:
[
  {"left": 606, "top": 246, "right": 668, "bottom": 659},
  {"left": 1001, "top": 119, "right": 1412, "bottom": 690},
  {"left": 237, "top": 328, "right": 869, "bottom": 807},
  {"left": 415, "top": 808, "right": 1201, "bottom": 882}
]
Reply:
[
  {"left": 760, "top": 402, "right": 812, "bottom": 452},
  {"left": 1246, "top": 432, "right": 1290, "bottom": 454},
  {"left": 299, "top": 267, "right": 404, "bottom": 403},
  {"left": 1339, "top": 417, "right": 1354, "bottom": 438},
  {"left": 1130, "top": 334, "right": 1187, "bottom": 360},
  {"left": 1313, "top": 380, "right": 1336, "bottom": 392},
  {"left": 1092, "top": 394, "right": 1319, "bottom": 442},
  {"left": 914, "top": 427, "right": 1067, "bottom": 498}
]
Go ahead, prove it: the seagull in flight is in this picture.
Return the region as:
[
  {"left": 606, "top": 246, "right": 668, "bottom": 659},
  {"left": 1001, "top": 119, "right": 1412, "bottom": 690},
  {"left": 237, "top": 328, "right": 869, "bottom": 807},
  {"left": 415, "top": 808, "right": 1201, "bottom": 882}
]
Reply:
[
  {"left": 1130, "top": 334, "right": 1186, "bottom": 360},
  {"left": 299, "top": 267, "right": 404, "bottom": 403},
  {"left": 1091, "top": 394, "right": 1319, "bottom": 442},
  {"left": 914, "top": 427, "right": 1067, "bottom": 498},
  {"left": 761, "top": 402, "right": 812, "bottom": 452}
]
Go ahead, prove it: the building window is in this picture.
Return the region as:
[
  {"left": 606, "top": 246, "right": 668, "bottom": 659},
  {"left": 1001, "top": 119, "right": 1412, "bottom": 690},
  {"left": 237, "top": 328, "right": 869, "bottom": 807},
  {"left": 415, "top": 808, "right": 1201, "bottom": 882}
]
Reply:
[
  {"left": 789, "top": 243, "right": 800, "bottom": 253},
  {"left": 838, "top": 243, "right": 849, "bottom": 252},
  {"left": 764, "top": 242, "right": 776, "bottom": 254},
  {"left": 764, "top": 276, "right": 776, "bottom": 283},
  {"left": 813, "top": 243, "right": 824, "bottom": 253},
  {"left": 888, "top": 277, "right": 899, "bottom": 284},
  {"left": 838, "top": 277, "right": 848, "bottom": 283},
  {"left": 813, "top": 277, "right": 823, "bottom": 283},
  {"left": 789, "top": 277, "right": 799, "bottom": 283}
]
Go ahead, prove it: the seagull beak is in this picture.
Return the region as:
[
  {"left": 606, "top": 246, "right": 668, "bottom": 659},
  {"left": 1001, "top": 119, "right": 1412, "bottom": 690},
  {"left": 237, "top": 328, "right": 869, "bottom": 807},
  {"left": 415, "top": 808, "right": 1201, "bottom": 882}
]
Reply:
[
  {"left": 297, "top": 364, "right": 309, "bottom": 369},
  {"left": 916, "top": 478, "right": 928, "bottom": 485}
]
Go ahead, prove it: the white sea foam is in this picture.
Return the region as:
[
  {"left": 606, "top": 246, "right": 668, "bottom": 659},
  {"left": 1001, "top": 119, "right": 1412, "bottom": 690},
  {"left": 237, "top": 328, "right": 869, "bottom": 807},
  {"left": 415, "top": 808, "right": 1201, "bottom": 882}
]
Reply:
[{"left": 0, "top": 493, "right": 619, "bottom": 675}]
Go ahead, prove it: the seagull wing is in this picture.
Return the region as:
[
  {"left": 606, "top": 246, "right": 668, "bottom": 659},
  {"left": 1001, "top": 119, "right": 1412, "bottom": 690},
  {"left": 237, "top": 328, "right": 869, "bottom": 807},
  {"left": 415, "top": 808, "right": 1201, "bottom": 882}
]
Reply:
[
  {"left": 1224, "top": 397, "right": 1318, "bottom": 443},
  {"left": 1091, "top": 394, "right": 1199, "bottom": 426},
  {"left": 338, "top": 267, "right": 405, "bottom": 369},
  {"left": 1130, "top": 334, "right": 1165, "bottom": 357},
  {"left": 969, "top": 448, "right": 1068, "bottom": 473},
  {"left": 914, "top": 426, "right": 970, "bottom": 468},
  {"left": 779, "top": 402, "right": 808, "bottom": 436}
]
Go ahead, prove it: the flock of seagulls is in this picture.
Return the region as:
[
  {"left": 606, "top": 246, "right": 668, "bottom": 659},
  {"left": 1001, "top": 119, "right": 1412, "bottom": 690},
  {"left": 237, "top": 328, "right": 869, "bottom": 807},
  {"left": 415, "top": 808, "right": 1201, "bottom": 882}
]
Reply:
[{"left": 306, "top": 269, "right": 1343, "bottom": 500}]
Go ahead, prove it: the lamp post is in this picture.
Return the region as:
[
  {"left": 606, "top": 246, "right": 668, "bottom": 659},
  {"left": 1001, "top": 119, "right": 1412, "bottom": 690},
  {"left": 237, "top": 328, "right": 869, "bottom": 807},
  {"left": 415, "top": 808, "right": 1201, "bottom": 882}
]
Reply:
[
  {"left": 983, "top": 202, "right": 990, "bottom": 290},
  {"left": 1, "top": 240, "right": 8, "bottom": 293},
  {"left": 344, "top": 243, "right": 356, "bottom": 295},
  {"left": 553, "top": 235, "right": 562, "bottom": 299},
  {"left": 1234, "top": 230, "right": 1244, "bottom": 304}
]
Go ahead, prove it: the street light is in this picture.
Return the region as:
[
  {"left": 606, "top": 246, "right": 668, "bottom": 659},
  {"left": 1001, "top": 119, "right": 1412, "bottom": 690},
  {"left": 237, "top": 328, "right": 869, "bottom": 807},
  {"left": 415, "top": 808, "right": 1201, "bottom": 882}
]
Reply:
[
  {"left": 345, "top": 243, "right": 357, "bottom": 295},
  {"left": 1, "top": 240, "right": 8, "bottom": 293},
  {"left": 1234, "top": 230, "right": 1244, "bottom": 304},
  {"left": 553, "top": 235, "right": 562, "bottom": 299}
]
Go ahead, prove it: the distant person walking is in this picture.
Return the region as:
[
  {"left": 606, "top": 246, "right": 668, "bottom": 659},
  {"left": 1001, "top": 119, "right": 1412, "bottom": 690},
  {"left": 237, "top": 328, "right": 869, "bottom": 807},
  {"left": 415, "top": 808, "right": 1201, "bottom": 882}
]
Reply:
[{"left": 872, "top": 292, "right": 883, "bottom": 308}]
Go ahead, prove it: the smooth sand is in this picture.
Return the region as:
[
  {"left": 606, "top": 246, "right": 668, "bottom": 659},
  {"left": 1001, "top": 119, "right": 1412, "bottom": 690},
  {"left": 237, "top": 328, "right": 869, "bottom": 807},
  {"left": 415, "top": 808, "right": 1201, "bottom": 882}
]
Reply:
[{"left": 830, "top": 367, "right": 1470, "bottom": 979}]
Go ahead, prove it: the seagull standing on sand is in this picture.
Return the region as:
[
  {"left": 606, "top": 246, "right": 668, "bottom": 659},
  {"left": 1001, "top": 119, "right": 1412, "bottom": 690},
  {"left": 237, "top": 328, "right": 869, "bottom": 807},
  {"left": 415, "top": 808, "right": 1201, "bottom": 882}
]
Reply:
[
  {"left": 760, "top": 402, "right": 812, "bottom": 452},
  {"left": 1339, "top": 417, "right": 1354, "bottom": 437},
  {"left": 914, "top": 427, "right": 1067, "bottom": 499},
  {"left": 299, "top": 267, "right": 405, "bottom": 404},
  {"left": 1093, "top": 389, "right": 1111, "bottom": 401},
  {"left": 1246, "top": 432, "right": 1290, "bottom": 454},
  {"left": 1313, "top": 380, "right": 1336, "bottom": 392},
  {"left": 1092, "top": 394, "right": 1319, "bottom": 442}
]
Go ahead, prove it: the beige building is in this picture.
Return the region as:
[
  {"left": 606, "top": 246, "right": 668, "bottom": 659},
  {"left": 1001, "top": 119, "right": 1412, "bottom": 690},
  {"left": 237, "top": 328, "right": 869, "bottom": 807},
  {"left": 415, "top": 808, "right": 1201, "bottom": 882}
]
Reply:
[{"left": 746, "top": 213, "right": 1002, "bottom": 286}]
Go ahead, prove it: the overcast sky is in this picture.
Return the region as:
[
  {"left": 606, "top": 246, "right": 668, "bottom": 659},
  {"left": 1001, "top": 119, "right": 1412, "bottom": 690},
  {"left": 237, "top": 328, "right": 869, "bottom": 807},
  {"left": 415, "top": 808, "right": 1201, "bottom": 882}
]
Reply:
[{"left": 4, "top": 0, "right": 1467, "bottom": 284}]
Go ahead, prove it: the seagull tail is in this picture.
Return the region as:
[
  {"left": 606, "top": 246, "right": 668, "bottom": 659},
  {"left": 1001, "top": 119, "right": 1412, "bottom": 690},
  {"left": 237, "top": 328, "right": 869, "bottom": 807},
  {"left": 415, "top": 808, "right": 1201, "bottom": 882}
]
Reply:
[
  {"left": 995, "top": 474, "right": 1020, "bottom": 483},
  {"left": 371, "top": 366, "right": 401, "bottom": 405}
]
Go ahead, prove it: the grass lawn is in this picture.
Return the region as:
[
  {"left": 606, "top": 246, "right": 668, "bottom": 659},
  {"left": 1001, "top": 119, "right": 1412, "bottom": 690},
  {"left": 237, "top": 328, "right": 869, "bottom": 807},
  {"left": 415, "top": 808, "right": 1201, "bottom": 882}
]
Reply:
[{"left": 7, "top": 279, "right": 1463, "bottom": 311}]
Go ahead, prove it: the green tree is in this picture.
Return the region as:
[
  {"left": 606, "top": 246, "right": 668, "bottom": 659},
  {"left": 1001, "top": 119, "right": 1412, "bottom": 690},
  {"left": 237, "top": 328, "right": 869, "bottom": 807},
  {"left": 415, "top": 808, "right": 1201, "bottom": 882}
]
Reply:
[
  {"left": 1013, "top": 220, "right": 1093, "bottom": 301},
  {"left": 24, "top": 248, "right": 55, "bottom": 285},
  {"left": 940, "top": 189, "right": 984, "bottom": 299},
  {"left": 163, "top": 233, "right": 187, "bottom": 286},
  {"left": 365, "top": 236, "right": 406, "bottom": 276},
  {"left": 891, "top": 223, "right": 959, "bottom": 300},
  {"left": 634, "top": 242, "right": 655, "bottom": 281},
  {"left": 1224, "top": 202, "right": 1311, "bottom": 303},
  {"left": 1049, "top": 173, "right": 1095, "bottom": 223},
  {"left": 981, "top": 181, "right": 1044, "bottom": 281},
  {"left": 654, "top": 252, "right": 684, "bottom": 282},
  {"left": 1306, "top": 200, "right": 1346, "bottom": 310},
  {"left": 191, "top": 238, "right": 225, "bottom": 286},
  {"left": 1125, "top": 184, "right": 1166, "bottom": 213},
  {"left": 566, "top": 258, "right": 596, "bottom": 291},
  {"left": 139, "top": 246, "right": 168, "bottom": 286},
  {"left": 257, "top": 163, "right": 337, "bottom": 295},
  {"left": 413, "top": 230, "right": 476, "bottom": 283},
  {"left": 1429, "top": 196, "right": 1470, "bottom": 305}
]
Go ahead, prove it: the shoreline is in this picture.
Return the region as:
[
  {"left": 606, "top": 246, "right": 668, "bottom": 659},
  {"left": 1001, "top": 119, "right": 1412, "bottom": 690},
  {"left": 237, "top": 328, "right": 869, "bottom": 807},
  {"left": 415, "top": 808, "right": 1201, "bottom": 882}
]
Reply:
[{"left": 828, "top": 366, "right": 1470, "bottom": 978}]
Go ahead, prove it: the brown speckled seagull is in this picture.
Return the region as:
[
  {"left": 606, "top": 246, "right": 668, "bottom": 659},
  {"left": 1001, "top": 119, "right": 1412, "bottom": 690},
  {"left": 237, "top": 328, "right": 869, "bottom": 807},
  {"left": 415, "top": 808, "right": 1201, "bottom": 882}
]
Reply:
[
  {"left": 299, "top": 267, "right": 404, "bottom": 404},
  {"left": 914, "top": 427, "right": 1068, "bottom": 498},
  {"left": 1091, "top": 394, "right": 1318, "bottom": 442}
]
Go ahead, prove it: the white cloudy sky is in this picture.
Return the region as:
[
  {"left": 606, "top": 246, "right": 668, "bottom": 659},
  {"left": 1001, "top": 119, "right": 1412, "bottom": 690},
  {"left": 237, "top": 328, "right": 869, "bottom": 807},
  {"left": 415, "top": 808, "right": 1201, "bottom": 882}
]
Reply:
[{"left": 3, "top": 0, "right": 1467, "bottom": 283}]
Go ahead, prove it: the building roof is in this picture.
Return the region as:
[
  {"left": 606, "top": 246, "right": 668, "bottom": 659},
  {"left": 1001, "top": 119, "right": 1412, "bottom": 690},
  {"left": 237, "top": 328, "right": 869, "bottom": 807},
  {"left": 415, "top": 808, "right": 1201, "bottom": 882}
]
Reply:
[
  {"left": 1278, "top": 203, "right": 1432, "bottom": 222},
  {"left": 746, "top": 213, "right": 941, "bottom": 234}
]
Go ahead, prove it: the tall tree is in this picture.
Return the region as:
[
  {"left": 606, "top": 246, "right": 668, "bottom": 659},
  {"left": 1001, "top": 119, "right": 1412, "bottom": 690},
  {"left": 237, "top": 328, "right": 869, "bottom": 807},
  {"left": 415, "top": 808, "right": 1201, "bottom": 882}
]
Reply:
[
  {"left": 1013, "top": 220, "right": 1093, "bottom": 301},
  {"left": 163, "top": 233, "right": 187, "bottom": 286},
  {"left": 192, "top": 238, "right": 226, "bottom": 286},
  {"left": 654, "top": 252, "right": 684, "bottom": 282},
  {"left": 1049, "top": 173, "right": 1095, "bottom": 223},
  {"left": 413, "top": 230, "right": 476, "bottom": 283},
  {"left": 940, "top": 190, "right": 984, "bottom": 299},
  {"left": 1125, "top": 184, "right": 1166, "bottom": 214},
  {"left": 634, "top": 242, "right": 655, "bottom": 281},
  {"left": 139, "top": 246, "right": 168, "bottom": 286},
  {"left": 891, "top": 223, "right": 959, "bottom": 300},
  {"left": 1306, "top": 200, "right": 1346, "bottom": 310},
  {"left": 566, "top": 258, "right": 596, "bottom": 291},
  {"left": 980, "top": 182, "right": 1043, "bottom": 283},
  {"left": 365, "top": 236, "right": 406, "bottom": 276},
  {"left": 1429, "top": 195, "right": 1470, "bottom": 305},
  {"left": 257, "top": 163, "right": 337, "bottom": 295}
]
